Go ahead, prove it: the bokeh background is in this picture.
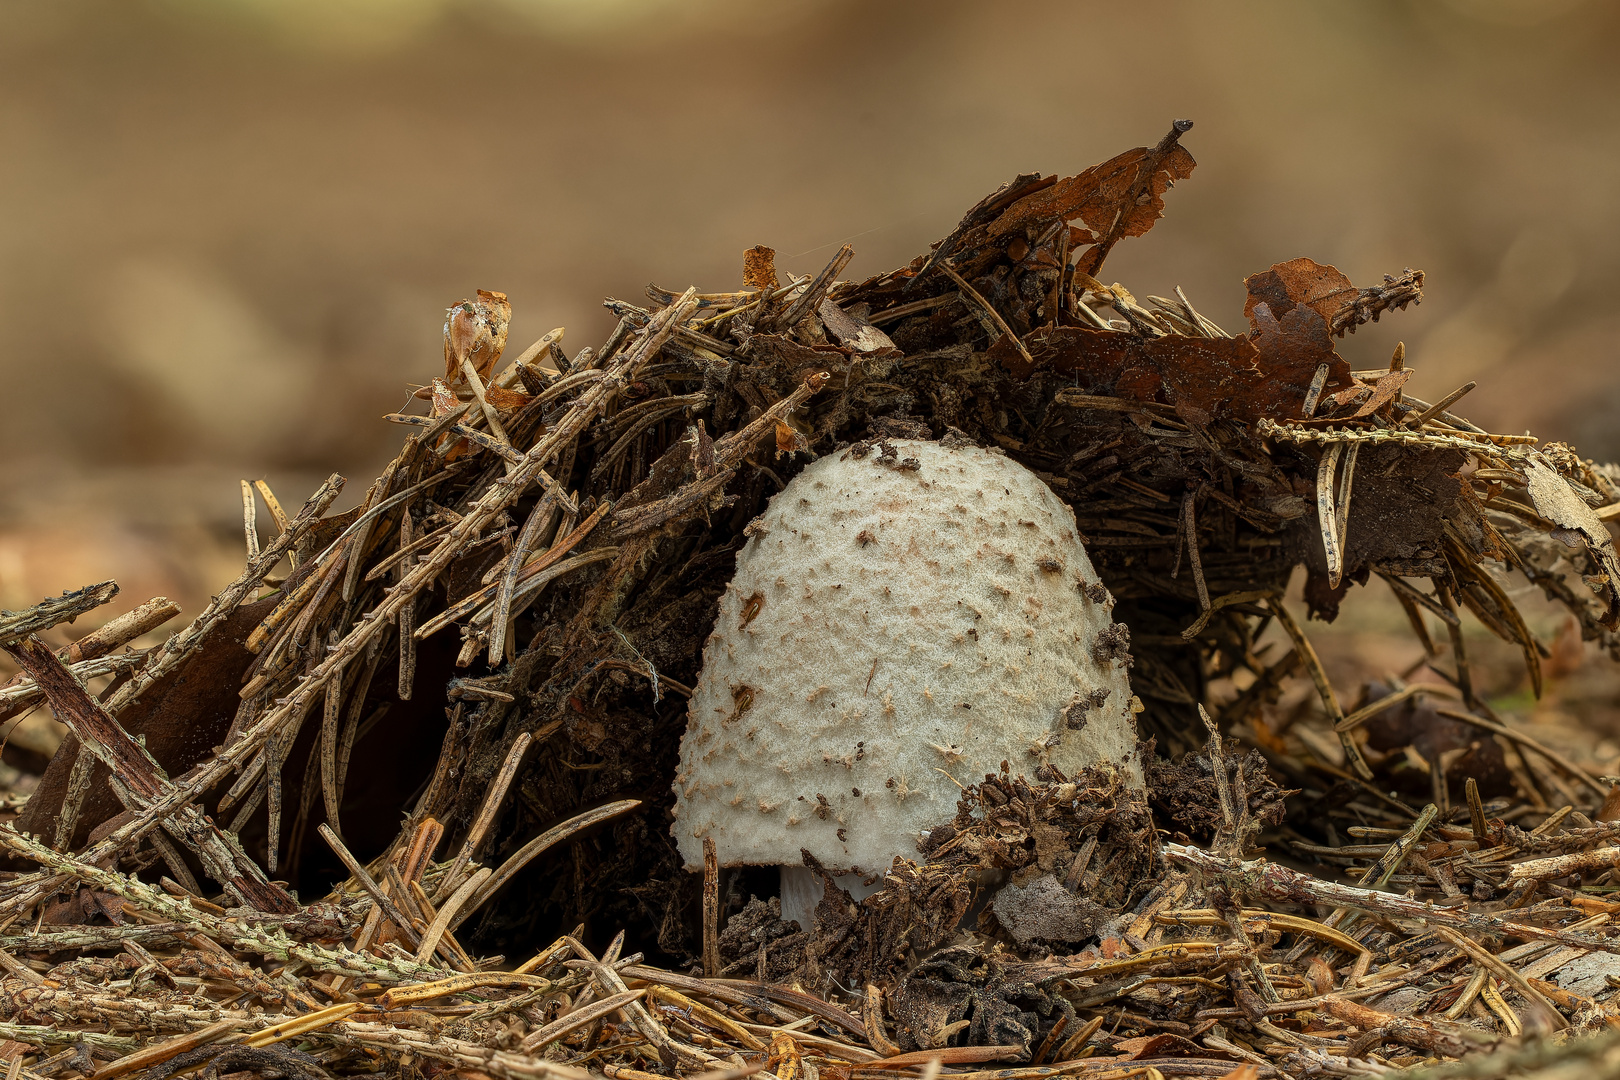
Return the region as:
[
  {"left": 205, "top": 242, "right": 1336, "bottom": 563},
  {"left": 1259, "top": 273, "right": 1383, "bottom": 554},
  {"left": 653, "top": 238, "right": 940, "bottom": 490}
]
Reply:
[{"left": 3, "top": 0, "right": 1619, "bottom": 769}]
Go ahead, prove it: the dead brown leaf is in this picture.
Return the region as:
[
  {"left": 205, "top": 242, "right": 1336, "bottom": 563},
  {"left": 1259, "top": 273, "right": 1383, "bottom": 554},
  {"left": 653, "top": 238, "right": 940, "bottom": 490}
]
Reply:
[
  {"left": 1247, "top": 301, "right": 1351, "bottom": 404},
  {"left": 1334, "top": 367, "right": 1411, "bottom": 419},
  {"left": 1242, "top": 257, "right": 1358, "bottom": 333},
  {"left": 1022, "top": 324, "right": 1337, "bottom": 423},
  {"left": 818, "top": 299, "right": 898, "bottom": 356},
  {"left": 1524, "top": 454, "right": 1620, "bottom": 627},
  {"left": 443, "top": 289, "right": 511, "bottom": 383},
  {"left": 482, "top": 384, "right": 532, "bottom": 411},
  {"left": 990, "top": 130, "right": 1196, "bottom": 279},
  {"left": 430, "top": 377, "right": 458, "bottom": 416},
  {"left": 774, "top": 421, "right": 805, "bottom": 457},
  {"left": 900, "top": 124, "right": 1196, "bottom": 291},
  {"left": 743, "top": 245, "right": 779, "bottom": 290}
]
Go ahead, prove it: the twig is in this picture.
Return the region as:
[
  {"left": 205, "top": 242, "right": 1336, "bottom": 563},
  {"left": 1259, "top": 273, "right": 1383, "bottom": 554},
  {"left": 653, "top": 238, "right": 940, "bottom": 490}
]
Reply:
[
  {"left": 397, "top": 508, "right": 417, "bottom": 700},
  {"left": 0, "top": 651, "right": 151, "bottom": 716},
  {"left": 342, "top": 452, "right": 404, "bottom": 604},
  {"left": 649, "top": 987, "right": 766, "bottom": 1051},
  {"left": 2, "top": 634, "right": 294, "bottom": 912},
  {"left": 1165, "top": 843, "right": 1620, "bottom": 953},
  {"left": 415, "top": 867, "right": 491, "bottom": 966},
  {"left": 1406, "top": 382, "right": 1477, "bottom": 428},
  {"left": 1316, "top": 996, "right": 1491, "bottom": 1059},
  {"left": 1334, "top": 682, "right": 1460, "bottom": 733},
  {"left": 1333, "top": 442, "right": 1359, "bottom": 577},
  {"left": 519, "top": 989, "right": 647, "bottom": 1053},
  {"left": 0, "top": 825, "right": 452, "bottom": 985},
  {"left": 1180, "top": 489, "right": 1209, "bottom": 612},
  {"left": 416, "top": 503, "right": 614, "bottom": 641},
  {"left": 770, "top": 245, "right": 854, "bottom": 332},
  {"left": 317, "top": 824, "right": 422, "bottom": 950},
  {"left": 243, "top": 1002, "right": 364, "bottom": 1048},
  {"left": 87, "top": 1018, "right": 247, "bottom": 1080},
  {"left": 1265, "top": 597, "right": 1373, "bottom": 779},
  {"left": 1507, "top": 844, "right": 1620, "bottom": 881},
  {"left": 52, "top": 750, "right": 99, "bottom": 852},
  {"left": 702, "top": 836, "right": 720, "bottom": 978},
  {"left": 460, "top": 357, "right": 517, "bottom": 467},
  {"left": 319, "top": 631, "right": 345, "bottom": 838},
  {"left": 104, "top": 474, "right": 344, "bottom": 715},
  {"left": 939, "top": 262, "right": 1035, "bottom": 372},
  {"left": 453, "top": 800, "right": 643, "bottom": 931},
  {"left": 488, "top": 490, "right": 560, "bottom": 664},
  {"left": 328, "top": 1020, "right": 591, "bottom": 1080},
  {"left": 1301, "top": 364, "right": 1330, "bottom": 419},
  {"left": 241, "top": 480, "right": 260, "bottom": 561},
  {"left": 567, "top": 934, "right": 715, "bottom": 1067},
  {"left": 1316, "top": 444, "right": 1344, "bottom": 588},
  {"left": 0, "top": 582, "right": 119, "bottom": 647},
  {"left": 378, "top": 970, "right": 554, "bottom": 1009},
  {"left": 253, "top": 479, "right": 290, "bottom": 535},
  {"left": 862, "top": 985, "right": 902, "bottom": 1058},
  {"left": 435, "top": 732, "right": 534, "bottom": 903},
  {"left": 1431, "top": 926, "right": 1566, "bottom": 1031},
  {"left": 63, "top": 596, "right": 180, "bottom": 663},
  {"left": 1434, "top": 706, "right": 1607, "bottom": 798}
]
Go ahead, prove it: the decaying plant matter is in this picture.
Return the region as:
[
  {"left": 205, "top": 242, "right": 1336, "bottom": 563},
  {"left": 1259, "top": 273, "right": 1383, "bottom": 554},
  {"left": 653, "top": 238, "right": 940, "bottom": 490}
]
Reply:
[{"left": 2, "top": 121, "right": 1620, "bottom": 1079}]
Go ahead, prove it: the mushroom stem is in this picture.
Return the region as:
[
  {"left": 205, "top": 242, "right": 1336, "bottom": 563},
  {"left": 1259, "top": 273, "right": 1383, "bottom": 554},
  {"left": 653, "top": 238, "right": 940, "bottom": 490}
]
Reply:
[{"left": 779, "top": 865, "right": 882, "bottom": 932}]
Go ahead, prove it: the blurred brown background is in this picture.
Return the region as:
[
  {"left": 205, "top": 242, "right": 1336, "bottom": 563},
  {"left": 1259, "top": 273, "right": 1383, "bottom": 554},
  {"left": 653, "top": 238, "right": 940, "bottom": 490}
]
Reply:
[{"left": 1, "top": 0, "right": 1617, "bottom": 649}]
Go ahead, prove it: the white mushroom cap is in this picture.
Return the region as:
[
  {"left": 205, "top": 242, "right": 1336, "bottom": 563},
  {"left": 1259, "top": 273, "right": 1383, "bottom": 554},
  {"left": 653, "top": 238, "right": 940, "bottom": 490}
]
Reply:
[{"left": 672, "top": 438, "right": 1140, "bottom": 878}]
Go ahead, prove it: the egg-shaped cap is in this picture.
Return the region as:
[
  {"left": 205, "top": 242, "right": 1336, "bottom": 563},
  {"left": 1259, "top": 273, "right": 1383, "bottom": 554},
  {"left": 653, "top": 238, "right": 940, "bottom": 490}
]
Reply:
[{"left": 672, "top": 439, "right": 1140, "bottom": 875}]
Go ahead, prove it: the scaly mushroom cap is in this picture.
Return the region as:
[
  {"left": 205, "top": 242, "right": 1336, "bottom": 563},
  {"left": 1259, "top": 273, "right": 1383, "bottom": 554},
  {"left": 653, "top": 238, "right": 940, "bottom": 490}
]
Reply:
[{"left": 672, "top": 438, "right": 1140, "bottom": 875}]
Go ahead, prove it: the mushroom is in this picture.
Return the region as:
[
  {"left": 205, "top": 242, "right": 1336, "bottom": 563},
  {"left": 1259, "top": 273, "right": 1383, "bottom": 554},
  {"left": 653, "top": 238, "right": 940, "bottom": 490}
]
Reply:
[{"left": 671, "top": 438, "right": 1140, "bottom": 930}]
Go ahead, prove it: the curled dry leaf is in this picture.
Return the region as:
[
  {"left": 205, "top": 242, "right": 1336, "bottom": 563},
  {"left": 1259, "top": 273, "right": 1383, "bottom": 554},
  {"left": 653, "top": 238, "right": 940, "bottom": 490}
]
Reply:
[
  {"left": 908, "top": 124, "right": 1195, "bottom": 289},
  {"left": 1245, "top": 257, "right": 1424, "bottom": 340},
  {"left": 1247, "top": 302, "right": 1350, "bottom": 404},
  {"left": 999, "top": 260, "right": 1414, "bottom": 426},
  {"left": 817, "top": 299, "right": 898, "bottom": 356},
  {"left": 429, "top": 378, "right": 458, "bottom": 416},
  {"left": 1333, "top": 367, "right": 1411, "bottom": 419},
  {"left": 989, "top": 138, "right": 1196, "bottom": 275},
  {"left": 1242, "top": 259, "right": 1357, "bottom": 406},
  {"left": 443, "top": 289, "right": 511, "bottom": 384},
  {"left": 1524, "top": 453, "right": 1620, "bottom": 627},
  {"left": 1242, "top": 257, "right": 1359, "bottom": 336},
  {"left": 481, "top": 384, "right": 533, "bottom": 411},
  {"left": 429, "top": 377, "right": 469, "bottom": 461},
  {"left": 743, "top": 245, "right": 779, "bottom": 290},
  {"left": 774, "top": 421, "right": 807, "bottom": 458}
]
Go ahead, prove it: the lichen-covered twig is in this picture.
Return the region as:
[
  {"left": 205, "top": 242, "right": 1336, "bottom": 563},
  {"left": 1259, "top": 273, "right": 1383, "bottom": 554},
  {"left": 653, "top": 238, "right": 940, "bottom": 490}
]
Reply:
[
  {"left": 0, "top": 825, "right": 452, "bottom": 986},
  {"left": 0, "top": 581, "right": 119, "bottom": 646},
  {"left": 2, "top": 634, "right": 294, "bottom": 912},
  {"left": 104, "top": 474, "right": 345, "bottom": 715},
  {"left": 1165, "top": 843, "right": 1620, "bottom": 953}
]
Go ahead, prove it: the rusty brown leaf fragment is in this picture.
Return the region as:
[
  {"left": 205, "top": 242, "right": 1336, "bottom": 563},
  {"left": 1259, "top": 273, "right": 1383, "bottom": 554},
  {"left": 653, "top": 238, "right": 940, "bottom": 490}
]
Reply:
[{"left": 994, "top": 120, "right": 1196, "bottom": 278}]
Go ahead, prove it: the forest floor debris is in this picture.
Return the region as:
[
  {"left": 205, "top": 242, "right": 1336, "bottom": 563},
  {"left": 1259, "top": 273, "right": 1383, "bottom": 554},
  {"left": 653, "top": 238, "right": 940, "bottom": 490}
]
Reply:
[{"left": 2, "top": 122, "right": 1620, "bottom": 1079}]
